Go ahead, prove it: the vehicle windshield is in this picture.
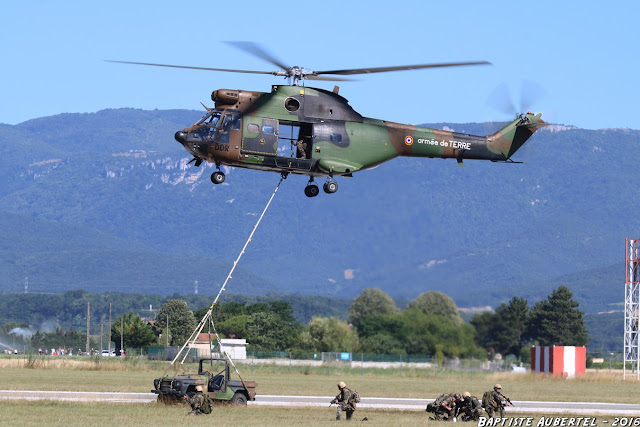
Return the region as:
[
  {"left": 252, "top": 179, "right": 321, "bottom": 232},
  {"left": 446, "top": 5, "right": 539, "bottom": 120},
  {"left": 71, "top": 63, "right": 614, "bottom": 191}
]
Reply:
[{"left": 200, "top": 359, "right": 226, "bottom": 376}]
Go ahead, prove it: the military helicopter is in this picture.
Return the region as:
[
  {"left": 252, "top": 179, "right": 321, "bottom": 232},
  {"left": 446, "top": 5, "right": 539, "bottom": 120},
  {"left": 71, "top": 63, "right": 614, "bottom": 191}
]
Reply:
[{"left": 109, "top": 42, "right": 547, "bottom": 197}]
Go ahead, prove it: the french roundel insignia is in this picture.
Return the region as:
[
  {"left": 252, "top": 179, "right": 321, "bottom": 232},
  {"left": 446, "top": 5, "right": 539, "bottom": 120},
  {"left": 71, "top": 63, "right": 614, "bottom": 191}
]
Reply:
[{"left": 404, "top": 136, "right": 413, "bottom": 146}]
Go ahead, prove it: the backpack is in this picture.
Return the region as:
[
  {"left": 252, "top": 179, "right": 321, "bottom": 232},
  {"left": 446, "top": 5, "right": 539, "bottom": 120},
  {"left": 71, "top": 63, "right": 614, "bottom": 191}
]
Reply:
[
  {"left": 434, "top": 393, "right": 447, "bottom": 406},
  {"left": 201, "top": 396, "right": 212, "bottom": 414},
  {"left": 481, "top": 391, "right": 492, "bottom": 409},
  {"left": 427, "top": 393, "right": 449, "bottom": 413},
  {"left": 348, "top": 389, "right": 361, "bottom": 408}
]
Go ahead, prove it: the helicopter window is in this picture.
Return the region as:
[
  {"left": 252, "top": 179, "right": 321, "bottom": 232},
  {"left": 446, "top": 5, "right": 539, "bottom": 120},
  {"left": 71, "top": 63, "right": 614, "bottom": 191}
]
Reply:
[
  {"left": 225, "top": 114, "right": 241, "bottom": 130},
  {"left": 262, "top": 125, "right": 275, "bottom": 135},
  {"left": 208, "top": 113, "right": 221, "bottom": 127},
  {"left": 284, "top": 97, "right": 300, "bottom": 112},
  {"left": 247, "top": 123, "right": 259, "bottom": 134},
  {"left": 221, "top": 115, "right": 231, "bottom": 130},
  {"left": 197, "top": 112, "right": 222, "bottom": 127},
  {"left": 221, "top": 114, "right": 241, "bottom": 131},
  {"left": 194, "top": 126, "right": 217, "bottom": 142},
  {"left": 330, "top": 134, "right": 342, "bottom": 143}
]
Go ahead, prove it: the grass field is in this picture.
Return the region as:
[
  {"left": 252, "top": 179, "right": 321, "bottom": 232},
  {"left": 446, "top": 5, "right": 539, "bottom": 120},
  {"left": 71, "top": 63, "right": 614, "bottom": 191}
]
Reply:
[
  {"left": 1, "top": 356, "right": 636, "bottom": 403},
  {"left": 0, "top": 401, "right": 630, "bottom": 427},
  {"left": 0, "top": 401, "right": 431, "bottom": 426},
  {"left": 1, "top": 356, "right": 637, "bottom": 426}
]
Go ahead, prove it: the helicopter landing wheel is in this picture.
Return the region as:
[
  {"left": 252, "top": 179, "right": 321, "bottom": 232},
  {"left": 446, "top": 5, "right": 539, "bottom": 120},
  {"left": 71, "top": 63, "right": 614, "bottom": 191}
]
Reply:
[
  {"left": 323, "top": 180, "right": 338, "bottom": 194},
  {"left": 304, "top": 184, "right": 319, "bottom": 198},
  {"left": 211, "top": 171, "right": 225, "bottom": 184}
]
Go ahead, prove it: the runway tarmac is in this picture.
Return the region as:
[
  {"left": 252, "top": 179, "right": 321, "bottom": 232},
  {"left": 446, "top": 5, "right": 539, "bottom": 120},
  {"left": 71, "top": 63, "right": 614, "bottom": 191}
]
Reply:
[{"left": 1, "top": 390, "right": 639, "bottom": 415}]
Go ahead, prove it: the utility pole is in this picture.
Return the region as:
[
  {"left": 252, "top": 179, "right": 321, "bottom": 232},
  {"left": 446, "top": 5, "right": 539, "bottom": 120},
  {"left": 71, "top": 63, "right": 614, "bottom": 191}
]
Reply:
[
  {"left": 120, "top": 316, "right": 124, "bottom": 356},
  {"left": 85, "top": 302, "right": 90, "bottom": 354},
  {"left": 100, "top": 321, "right": 103, "bottom": 352},
  {"left": 108, "top": 303, "right": 112, "bottom": 355},
  {"left": 166, "top": 314, "right": 169, "bottom": 347}
]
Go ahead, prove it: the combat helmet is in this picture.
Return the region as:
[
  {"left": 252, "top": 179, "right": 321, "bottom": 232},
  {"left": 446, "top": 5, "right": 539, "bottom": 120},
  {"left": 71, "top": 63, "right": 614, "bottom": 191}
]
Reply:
[
  {"left": 462, "top": 391, "right": 471, "bottom": 398},
  {"left": 337, "top": 381, "right": 346, "bottom": 389},
  {"left": 494, "top": 384, "right": 502, "bottom": 390},
  {"left": 195, "top": 385, "right": 203, "bottom": 392}
]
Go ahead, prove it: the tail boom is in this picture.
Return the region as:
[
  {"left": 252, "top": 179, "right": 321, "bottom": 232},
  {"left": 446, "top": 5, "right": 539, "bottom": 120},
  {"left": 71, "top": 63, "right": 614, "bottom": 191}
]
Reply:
[
  {"left": 397, "top": 112, "right": 546, "bottom": 162},
  {"left": 487, "top": 113, "right": 547, "bottom": 159}
]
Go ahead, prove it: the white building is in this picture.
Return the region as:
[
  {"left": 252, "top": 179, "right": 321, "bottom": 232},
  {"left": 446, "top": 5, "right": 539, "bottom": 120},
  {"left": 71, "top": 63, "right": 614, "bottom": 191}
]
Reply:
[{"left": 189, "top": 334, "right": 247, "bottom": 360}]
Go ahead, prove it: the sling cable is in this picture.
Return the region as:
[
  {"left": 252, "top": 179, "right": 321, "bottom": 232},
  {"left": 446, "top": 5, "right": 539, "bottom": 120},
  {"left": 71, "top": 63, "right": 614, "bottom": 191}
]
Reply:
[{"left": 171, "top": 175, "right": 286, "bottom": 366}]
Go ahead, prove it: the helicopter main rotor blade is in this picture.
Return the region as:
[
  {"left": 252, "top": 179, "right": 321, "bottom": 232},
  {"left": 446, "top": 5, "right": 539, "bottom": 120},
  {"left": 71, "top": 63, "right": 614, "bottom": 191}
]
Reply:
[
  {"left": 306, "top": 75, "right": 354, "bottom": 82},
  {"left": 105, "top": 60, "right": 281, "bottom": 76},
  {"left": 314, "top": 61, "right": 491, "bottom": 76},
  {"left": 224, "top": 41, "right": 291, "bottom": 72}
]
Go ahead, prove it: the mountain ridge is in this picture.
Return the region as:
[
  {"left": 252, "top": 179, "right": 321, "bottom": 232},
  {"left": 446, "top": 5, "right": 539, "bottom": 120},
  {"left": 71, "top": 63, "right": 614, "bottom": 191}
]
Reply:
[{"left": 1, "top": 109, "right": 638, "bottom": 315}]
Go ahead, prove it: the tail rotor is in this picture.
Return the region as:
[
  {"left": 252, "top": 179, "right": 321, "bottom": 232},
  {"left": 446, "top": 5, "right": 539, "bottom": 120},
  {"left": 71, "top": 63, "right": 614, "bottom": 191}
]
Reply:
[
  {"left": 487, "top": 80, "right": 551, "bottom": 155},
  {"left": 487, "top": 79, "right": 547, "bottom": 120}
]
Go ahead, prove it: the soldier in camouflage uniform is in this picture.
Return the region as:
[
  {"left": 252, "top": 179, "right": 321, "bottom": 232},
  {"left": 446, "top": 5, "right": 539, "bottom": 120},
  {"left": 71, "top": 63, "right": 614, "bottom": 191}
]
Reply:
[
  {"left": 433, "top": 393, "right": 461, "bottom": 421},
  {"left": 456, "top": 391, "right": 482, "bottom": 421},
  {"left": 185, "top": 385, "right": 212, "bottom": 416},
  {"left": 295, "top": 139, "right": 307, "bottom": 159},
  {"left": 331, "top": 381, "right": 355, "bottom": 420},
  {"left": 484, "top": 384, "right": 512, "bottom": 418}
]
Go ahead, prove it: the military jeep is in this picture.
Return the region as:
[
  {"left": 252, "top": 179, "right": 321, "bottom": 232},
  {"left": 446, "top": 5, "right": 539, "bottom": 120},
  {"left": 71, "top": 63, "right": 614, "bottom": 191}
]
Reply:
[{"left": 152, "top": 357, "right": 257, "bottom": 405}]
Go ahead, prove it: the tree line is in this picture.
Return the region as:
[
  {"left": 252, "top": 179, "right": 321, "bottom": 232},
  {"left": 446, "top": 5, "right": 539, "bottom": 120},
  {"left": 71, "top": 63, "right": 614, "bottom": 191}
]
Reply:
[
  {"left": 0, "top": 290, "right": 349, "bottom": 332},
  {"left": 470, "top": 286, "right": 590, "bottom": 361},
  {"left": 0, "top": 285, "right": 589, "bottom": 359}
]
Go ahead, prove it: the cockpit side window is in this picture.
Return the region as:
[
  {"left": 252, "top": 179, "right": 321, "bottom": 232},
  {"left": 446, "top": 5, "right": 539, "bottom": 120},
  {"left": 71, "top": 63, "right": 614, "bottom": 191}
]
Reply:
[
  {"left": 219, "top": 114, "right": 234, "bottom": 144},
  {"left": 222, "top": 114, "right": 240, "bottom": 131},
  {"left": 221, "top": 115, "right": 231, "bottom": 130},
  {"left": 229, "top": 115, "right": 241, "bottom": 130}
]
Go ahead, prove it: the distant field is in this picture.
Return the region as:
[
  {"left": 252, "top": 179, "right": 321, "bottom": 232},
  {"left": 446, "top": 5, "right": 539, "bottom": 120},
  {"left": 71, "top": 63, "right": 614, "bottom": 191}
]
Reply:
[{"left": 2, "top": 356, "right": 637, "bottom": 404}]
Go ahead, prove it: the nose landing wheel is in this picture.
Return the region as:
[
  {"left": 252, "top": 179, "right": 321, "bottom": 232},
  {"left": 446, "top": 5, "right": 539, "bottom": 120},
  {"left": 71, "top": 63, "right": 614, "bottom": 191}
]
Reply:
[{"left": 211, "top": 171, "right": 225, "bottom": 184}]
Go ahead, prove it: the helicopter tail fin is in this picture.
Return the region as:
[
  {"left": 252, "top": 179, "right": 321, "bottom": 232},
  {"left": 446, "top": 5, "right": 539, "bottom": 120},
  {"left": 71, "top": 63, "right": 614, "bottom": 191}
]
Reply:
[{"left": 487, "top": 113, "right": 547, "bottom": 159}]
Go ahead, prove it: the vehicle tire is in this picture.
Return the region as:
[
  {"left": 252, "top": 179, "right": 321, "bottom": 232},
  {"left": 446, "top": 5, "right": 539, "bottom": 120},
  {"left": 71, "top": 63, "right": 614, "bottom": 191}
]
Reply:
[
  {"left": 211, "top": 171, "right": 225, "bottom": 184},
  {"left": 304, "top": 184, "right": 319, "bottom": 197},
  {"left": 323, "top": 181, "right": 338, "bottom": 194},
  {"left": 230, "top": 392, "right": 248, "bottom": 406}
]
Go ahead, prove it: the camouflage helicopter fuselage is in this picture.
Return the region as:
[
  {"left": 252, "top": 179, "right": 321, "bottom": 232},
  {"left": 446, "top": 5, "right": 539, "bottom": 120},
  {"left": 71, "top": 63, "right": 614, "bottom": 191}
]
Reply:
[{"left": 175, "top": 85, "right": 546, "bottom": 196}]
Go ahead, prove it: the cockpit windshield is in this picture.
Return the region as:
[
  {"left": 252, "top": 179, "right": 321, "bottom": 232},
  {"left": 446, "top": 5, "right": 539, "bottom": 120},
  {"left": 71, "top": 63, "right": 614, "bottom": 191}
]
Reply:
[
  {"left": 189, "top": 111, "right": 241, "bottom": 144},
  {"left": 196, "top": 111, "right": 222, "bottom": 127}
]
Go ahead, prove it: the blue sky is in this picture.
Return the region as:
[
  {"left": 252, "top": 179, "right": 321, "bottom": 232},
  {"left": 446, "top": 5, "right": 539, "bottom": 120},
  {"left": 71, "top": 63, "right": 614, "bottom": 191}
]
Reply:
[{"left": 1, "top": 1, "right": 637, "bottom": 129}]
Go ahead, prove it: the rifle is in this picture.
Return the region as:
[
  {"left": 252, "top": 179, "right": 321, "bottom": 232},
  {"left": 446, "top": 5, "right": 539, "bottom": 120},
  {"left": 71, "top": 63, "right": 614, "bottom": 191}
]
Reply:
[
  {"left": 500, "top": 397, "right": 513, "bottom": 407},
  {"left": 496, "top": 391, "right": 513, "bottom": 407}
]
